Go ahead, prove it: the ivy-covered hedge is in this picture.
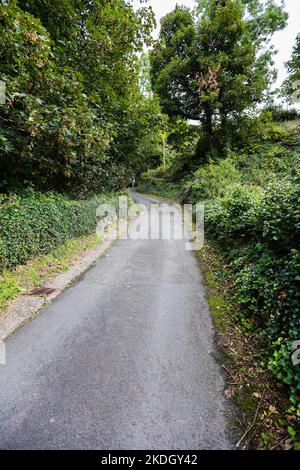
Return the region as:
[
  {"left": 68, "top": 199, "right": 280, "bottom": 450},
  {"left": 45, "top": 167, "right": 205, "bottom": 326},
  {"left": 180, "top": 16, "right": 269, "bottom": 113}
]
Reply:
[
  {"left": 203, "top": 181, "right": 300, "bottom": 405},
  {"left": 0, "top": 191, "right": 120, "bottom": 271}
]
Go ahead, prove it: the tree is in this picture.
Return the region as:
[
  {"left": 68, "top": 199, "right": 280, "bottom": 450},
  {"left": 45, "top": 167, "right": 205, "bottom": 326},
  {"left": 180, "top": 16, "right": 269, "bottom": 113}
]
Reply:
[
  {"left": 284, "top": 33, "right": 300, "bottom": 104},
  {"left": 0, "top": 0, "right": 160, "bottom": 193},
  {"left": 139, "top": 52, "right": 152, "bottom": 97},
  {"left": 150, "top": 0, "right": 287, "bottom": 155}
]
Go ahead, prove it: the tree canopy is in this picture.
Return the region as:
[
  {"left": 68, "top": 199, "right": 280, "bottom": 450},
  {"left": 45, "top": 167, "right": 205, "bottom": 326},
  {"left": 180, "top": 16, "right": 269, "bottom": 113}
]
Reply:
[
  {"left": 150, "top": 0, "right": 287, "bottom": 154},
  {"left": 0, "top": 0, "right": 163, "bottom": 194},
  {"left": 284, "top": 33, "right": 300, "bottom": 104}
]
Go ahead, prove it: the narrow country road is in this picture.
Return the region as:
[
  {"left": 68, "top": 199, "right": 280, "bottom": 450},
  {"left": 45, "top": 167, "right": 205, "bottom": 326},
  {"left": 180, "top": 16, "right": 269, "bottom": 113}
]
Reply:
[{"left": 0, "top": 193, "right": 237, "bottom": 450}]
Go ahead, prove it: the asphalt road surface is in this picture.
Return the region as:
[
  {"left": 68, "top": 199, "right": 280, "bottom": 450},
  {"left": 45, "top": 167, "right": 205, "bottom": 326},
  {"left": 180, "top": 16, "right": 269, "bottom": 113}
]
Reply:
[{"left": 0, "top": 193, "right": 237, "bottom": 449}]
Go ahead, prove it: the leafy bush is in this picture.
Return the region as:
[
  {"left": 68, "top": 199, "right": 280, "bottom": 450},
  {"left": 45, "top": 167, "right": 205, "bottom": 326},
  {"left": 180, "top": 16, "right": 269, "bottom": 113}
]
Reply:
[
  {"left": 235, "top": 143, "right": 300, "bottom": 186},
  {"left": 189, "top": 159, "right": 241, "bottom": 203},
  {"left": 0, "top": 1, "right": 161, "bottom": 194},
  {"left": 0, "top": 191, "right": 121, "bottom": 270},
  {"left": 203, "top": 181, "right": 300, "bottom": 402},
  {"left": 225, "top": 112, "right": 291, "bottom": 150},
  {"left": 138, "top": 169, "right": 182, "bottom": 200},
  {"left": 264, "top": 105, "right": 299, "bottom": 122}
]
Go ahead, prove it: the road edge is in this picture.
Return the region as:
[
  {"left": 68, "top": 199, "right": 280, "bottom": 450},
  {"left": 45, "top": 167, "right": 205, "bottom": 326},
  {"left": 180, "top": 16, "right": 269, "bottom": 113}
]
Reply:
[{"left": 0, "top": 209, "right": 140, "bottom": 342}]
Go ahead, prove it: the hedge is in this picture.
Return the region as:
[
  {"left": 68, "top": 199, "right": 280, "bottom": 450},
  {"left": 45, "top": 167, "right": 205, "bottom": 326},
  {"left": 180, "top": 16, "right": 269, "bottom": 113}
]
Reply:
[
  {"left": 0, "top": 191, "right": 121, "bottom": 271},
  {"left": 195, "top": 181, "right": 300, "bottom": 405}
]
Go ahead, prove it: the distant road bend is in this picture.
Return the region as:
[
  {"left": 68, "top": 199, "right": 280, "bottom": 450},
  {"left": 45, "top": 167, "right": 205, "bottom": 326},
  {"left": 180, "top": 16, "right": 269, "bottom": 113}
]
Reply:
[{"left": 0, "top": 193, "right": 237, "bottom": 450}]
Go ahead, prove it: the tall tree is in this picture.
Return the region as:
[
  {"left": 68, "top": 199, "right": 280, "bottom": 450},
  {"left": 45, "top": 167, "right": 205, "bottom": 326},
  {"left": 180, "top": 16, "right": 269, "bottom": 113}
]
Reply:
[
  {"left": 284, "top": 33, "right": 300, "bottom": 104},
  {"left": 150, "top": 0, "right": 287, "bottom": 155},
  {"left": 0, "top": 0, "right": 160, "bottom": 192},
  {"left": 139, "top": 52, "right": 152, "bottom": 97}
]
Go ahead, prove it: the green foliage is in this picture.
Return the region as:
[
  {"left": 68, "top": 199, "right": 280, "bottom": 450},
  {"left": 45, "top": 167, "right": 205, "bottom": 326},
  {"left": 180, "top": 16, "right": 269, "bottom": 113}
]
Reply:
[
  {"left": 138, "top": 168, "right": 182, "bottom": 200},
  {"left": 0, "top": 272, "right": 21, "bottom": 309},
  {"left": 264, "top": 105, "right": 299, "bottom": 122},
  {"left": 107, "top": 94, "right": 164, "bottom": 190},
  {"left": 0, "top": 233, "right": 100, "bottom": 309},
  {"left": 235, "top": 141, "right": 300, "bottom": 187},
  {"left": 182, "top": 124, "right": 300, "bottom": 404},
  {"left": 0, "top": 0, "right": 162, "bottom": 193},
  {"left": 164, "top": 118, "right": 200, "bottom": 177},
  {"left": 0, "top": 190, "right": 121, "bottom": 271},
  {"left": 284, "top": 33, "right": 300, "bottom": 103},
  {"left": 204, "top": 183, "right": 300, "bottom": 402},
  {"left": 139, "top": 52, "right": 152, "bottom": 97},
  {"left": 189, "top": 159, "right": 241, "bottom": 202},
  {"left": 167, "top": 118, "right": 198, "bottom": 151},
  {"left": 150, "top": 6, "right": 196, "bottom": 119},
  {"left": 219, "top": 112, "right": 291, "bottom": 151},
  {"left": 150, "top": 0, "right": 287, "bottom": 155}
]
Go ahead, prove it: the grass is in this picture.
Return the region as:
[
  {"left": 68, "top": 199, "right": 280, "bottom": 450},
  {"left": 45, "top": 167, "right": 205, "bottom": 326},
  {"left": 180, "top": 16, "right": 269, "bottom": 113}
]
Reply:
[
  {"left": 0, "top": 273, "right": 21, "bottom": 308},
  {"left": 0, "top": 234, "right": 100, "bottom": 312}
]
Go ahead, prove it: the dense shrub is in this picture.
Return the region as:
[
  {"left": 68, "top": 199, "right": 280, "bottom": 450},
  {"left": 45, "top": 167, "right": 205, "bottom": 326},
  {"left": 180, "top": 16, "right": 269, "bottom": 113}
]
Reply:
[
  {"left": 235, "top": 143, "right": 300, "bottom": 186},
  {"left": 0, "top": 191, "right": 121, "bottom": 270},
  {"left": 203, "top": 181, "right": 300, "bottom": 402},
  {"left": 225, "top": 112, "right": 291, "bottom": 150},
  {"left": 0, "top": 1, "right": 161, "bottom": 194},
  {"left": 138, "top": 169, "right": 182, "bottom": 200},
  {"left": 264, "top": 105, "right": 299, "bottom": 122},
  {"left": 189, "top": 159, "right": 241, "bottom": 202}
]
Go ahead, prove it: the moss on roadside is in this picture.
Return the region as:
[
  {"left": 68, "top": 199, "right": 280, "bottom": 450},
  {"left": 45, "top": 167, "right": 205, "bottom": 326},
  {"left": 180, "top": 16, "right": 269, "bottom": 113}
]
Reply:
[{"left": 205, "top": 287, "right": 230, "bottom": 333}]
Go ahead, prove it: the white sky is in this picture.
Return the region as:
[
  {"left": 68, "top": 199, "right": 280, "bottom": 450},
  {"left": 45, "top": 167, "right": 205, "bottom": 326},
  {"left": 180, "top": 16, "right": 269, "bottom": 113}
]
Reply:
[{"left": 133, "top": 0, "right": 300, "bottom": 90}]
